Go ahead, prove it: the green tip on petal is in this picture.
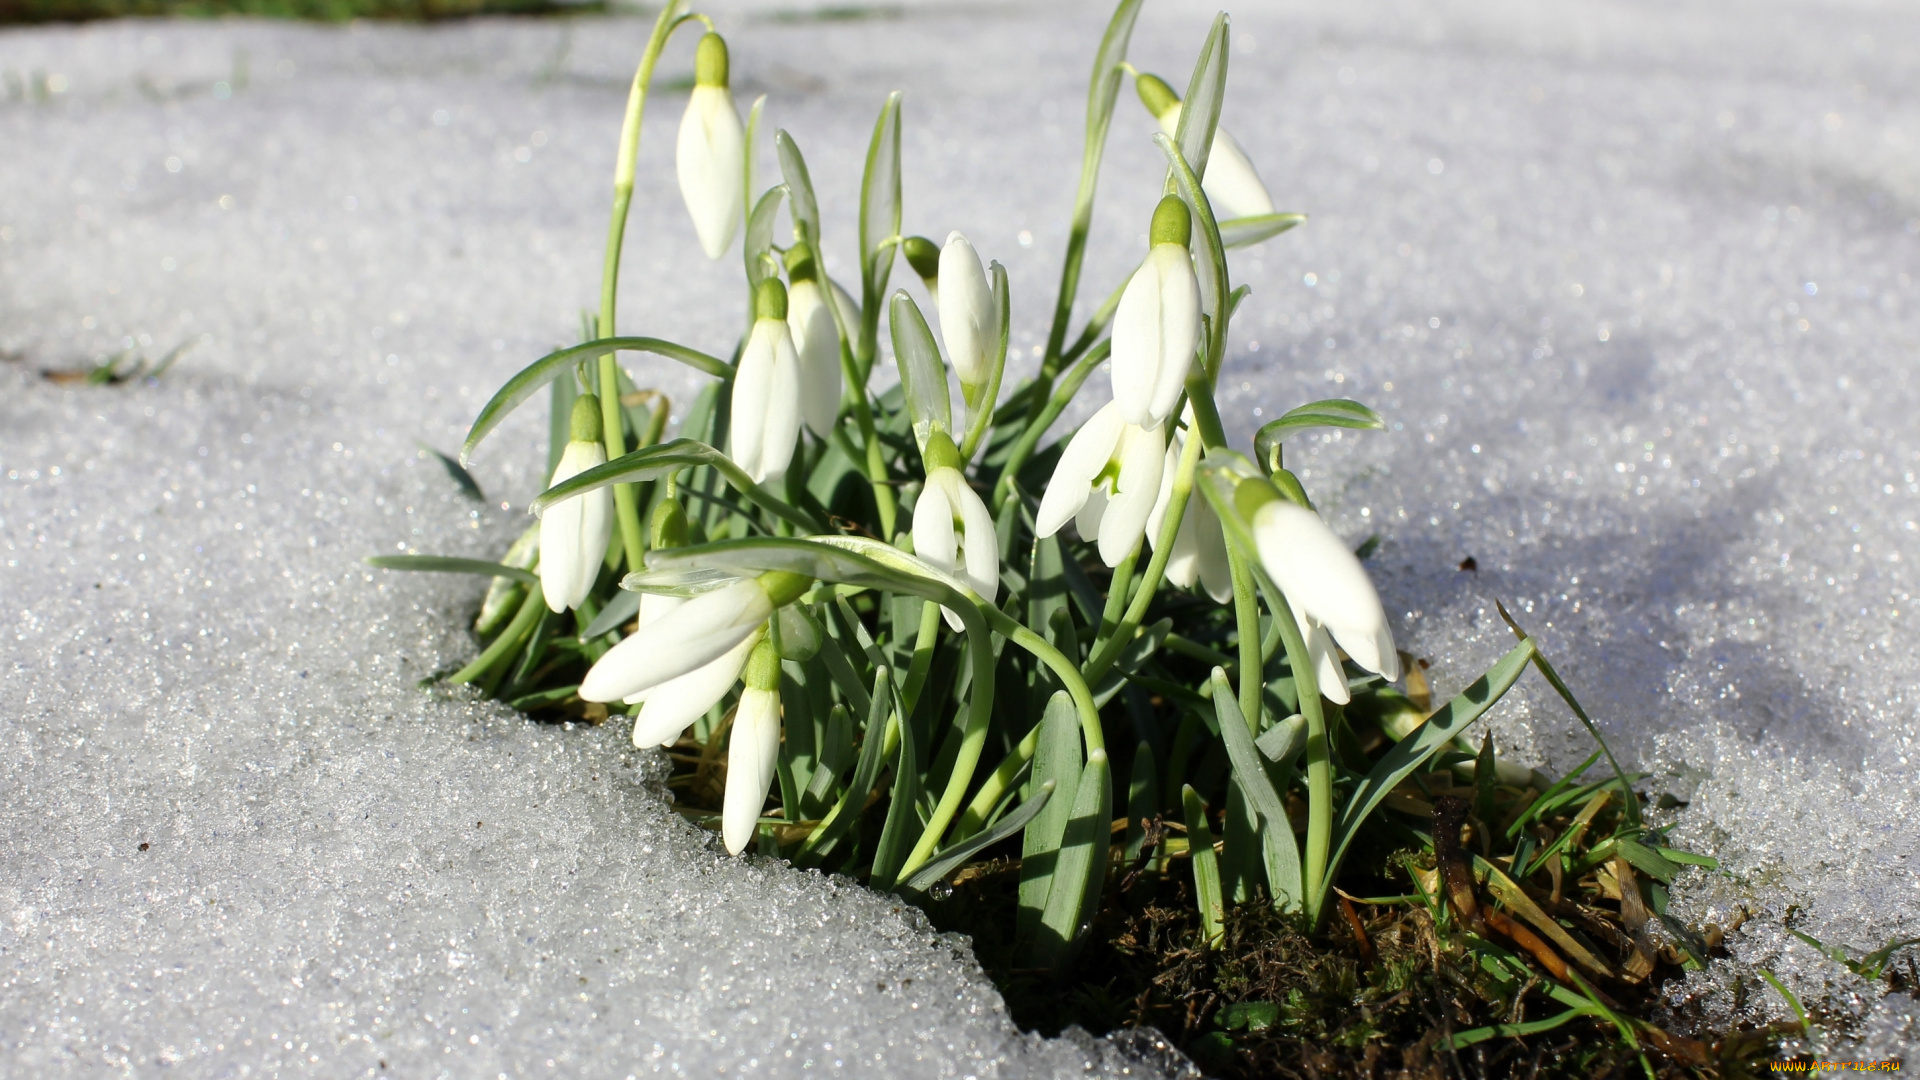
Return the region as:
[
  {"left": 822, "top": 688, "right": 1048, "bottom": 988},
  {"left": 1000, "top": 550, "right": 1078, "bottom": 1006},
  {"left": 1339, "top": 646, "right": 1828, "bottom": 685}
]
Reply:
[
  {"left": 784, "top": 241, "right": 819, "bottom": 283},
  {"left": 1135, "top": 72, "right": 1180, "bottom": 119},
  {"left": 649, "top": 494, "right": 690, "bottom": 550},
  {"left": 754, "top": 277, "right": 788, "bottom": 321},
  {"left": 901, "top": 236, "right": 941, "bottom": 283},
  {"left": 921, "top": 429, "right": 963, "bottom": 473},
  {"left": 1150, "top": 194, "right": 1192, "bottom": 249},
  {"left": 569, "top": 393, "right": 603, "bottom": 443},
  {"left": 757, "top": 569, "right": 813, "bottom": 608},
  {"left": 694, "top": 33, "right": 730, "bottom": 88}
]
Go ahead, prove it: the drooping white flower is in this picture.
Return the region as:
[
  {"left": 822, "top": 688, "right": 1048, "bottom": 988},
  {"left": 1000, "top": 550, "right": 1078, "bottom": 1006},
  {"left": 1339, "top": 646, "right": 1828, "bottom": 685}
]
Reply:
[
  {"left": 1144, "top": 427, "right": 1231, "bottom": 603},
  {"left": 629, "top": 628, "right": 761, "bottom": 747},
  {"left": 935, "top": 231, "right": 998, "bottom": 397},
  {"left": 911, "top": 439, "right": 998, "bottom": 629},
  {"left": 722, "top": 638, "right": 784, "bottom": 855},
  {"left": 579, "top": 577, "right": 775, "bottom": 704},
  {"left": 1111, "top": 196, "right": 1201, "bottom": 429},
  {"left": 785, "top": 244, "right": 843, "bottom": 439},
  {"left": 538, "top": 394, "right": 613, "bottom": 613},
  {"left": 729, "top": 279, "right": 803, "bottom": 484},
  {"left": 1137, "top": 73, "right": 1276, "bottom": 221},
  {"left": 675, "top": 33, "right": 746, "bottom": 260},
  {"left": 1251, "top": 498, "right": 1400, "bottom": 695},
  {"left": 1035, "top": 401, "right": 1167, "bottom": 567}
]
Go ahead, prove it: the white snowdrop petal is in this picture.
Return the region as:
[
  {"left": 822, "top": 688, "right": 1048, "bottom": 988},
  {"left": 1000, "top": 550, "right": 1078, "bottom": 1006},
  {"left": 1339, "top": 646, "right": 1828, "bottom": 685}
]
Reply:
[
  {"left": 538, "top": 440, "right": 611, "bottom": 612},
  {"left": 911, "top": 474, "right": 959, "bottom": 570},
  {"left": 1147, "top": 243, "right": 1201, "bottom": 427},
  {"left": 1252, "top": 500, "right": 1397, "bottom": 679},
  {"left": 1035, "top": 402, "right": 1125, "bottom": 538},
  {"left": 1096, "top": 422, "right": 1165, "bottom": 566},
  {"left": 937, "top": 232, "right": 996, "bottom": 389},
  {"left": 722, "top": 687, "right": 782, "bottom": 854},
  {"left": 628, "top": 631, "right": 758, "bottom": 747},
  {"left": 579, "top": 579, "right": 772, "bottom": 702},
  {"left": 1109, "top": 259, "right": 1164, "bottom": 427},
  {"left": 1203, "top": 127, "right": 1276, "bottom": 219},
  {"left": 788, "top": 281, "right": 843, "bottom": 438},
  {"left": 675, "top": 85, "right": 745, "bottom": 260}
]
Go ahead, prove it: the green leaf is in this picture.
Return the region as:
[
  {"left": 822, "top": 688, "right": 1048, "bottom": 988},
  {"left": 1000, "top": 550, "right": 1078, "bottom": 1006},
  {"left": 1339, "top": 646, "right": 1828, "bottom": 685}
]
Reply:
[
  {"left": 1450, "top": 1006, "right": 1599, "bottom": 1049},
  {"left": 461, "top": 338, "right": 730, "bottom": 465},
  {"left": 744, "top": 184, "right": 789, "bottom": 291},
  {"left": 1019, "top": 692, "right": 1083, "bottom": 944},
  {"left": 1859, "top": 936, "right": 1920, "bottom": 979},
  {"left": 870, "top": 672, "right": 921, "bottom": 891},
  {"left": 1036, "top": 748, "right": 1110, "bottom": 967},
  {"left": 531, "top": 438, "right": 821, "bottom": 533},
  {"left": 580, "top": 588, "right": 639, "bottom": 639},
  {"left": 1171, "top": 13, "right": 1230, "bottom": 187},
  {"left": 1252, "top": 399, "right": 1386, "bottom": 474},
  {"left": 900, "top": 781, "right": 1055, "bottom": 895},
  {"left": 795, "top": 666, "right": 895, "bottom": 866},
  {"left": 888, "top": 290, "right": 951, "bottom": 447},
  {"left": 1212, "top": 668, "right": 1303, "bottom": 912},
  {"left": 1326, "top": 637, "right": 1534, "bottom": 895},
  {"left": 1219, "top": 212, "right": 1305, "bottom": 249},
  {"left": 1183, "top": 784, "right": 1225, "bottom": 947},
  {"left": 547, "top": 365, "right": 579, "bottom": 479},
  {"left": 1217, "top": 1001, "right": 1279, "bottom": 1032},
  {"left": 365, "top": 555, "right": 539, "bottom": 587},
  {"left": 859, "top": 91, "right": 903, "bottom": 307},
  {"left": 415, "top": 442, "right": 486, "bottom": 502},
  {"left": 1615, "top": 837, "right": 1682, "bottom": 884},
  {"left": 775, "top": 130, "right": 821, "bottom": 248},
  {"left": 1255, "top": 712, "right": 1306, "bottom": 765},
  {"left": 1123, "top": 740, "right": 1157, "bottom": 861},
  {"left": 1653, "top": 846, "right": 1719, "bottom": 869}
]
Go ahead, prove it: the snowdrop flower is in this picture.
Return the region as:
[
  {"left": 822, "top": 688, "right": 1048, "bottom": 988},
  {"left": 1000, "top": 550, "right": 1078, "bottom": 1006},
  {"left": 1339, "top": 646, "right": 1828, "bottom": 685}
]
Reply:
[
  {"left": 1136, "top": 72, "right": 1276, "bottom": 220},
  {"left": 934, "top": 231, "right": 998, "bottom": 400},
  {"left": 1144, "top": 427, "right": 1231, "bottom": 603},
  {"left": 1111, "top": 196, "right": 1201, "bottom": 429},
  {"left": 1035, "top": 401, "right": 1167, "bottom": 567},
  {"left": 537, "top": 394, "right": 612, "bottom": 613},
  {"left": 579, "top": 570, "right": 811, "bottom": 704},
  {"left": 729, "top": 278, "right": 803, "bottom": 484},
  {"left": 723, "top": 638, "right": 784, "bottom": 855},
  {"left": 785, "top": 243, "right": 843, "bottom": 438},
  {"left": 676, "top": 33, "right": 746, "bottom": 260},
  {"left": 1250, "top": 497, "right": 1399, "bottom": 704},
  {"left": 912, "top": 431, "right": 998, "bottom": 629}
]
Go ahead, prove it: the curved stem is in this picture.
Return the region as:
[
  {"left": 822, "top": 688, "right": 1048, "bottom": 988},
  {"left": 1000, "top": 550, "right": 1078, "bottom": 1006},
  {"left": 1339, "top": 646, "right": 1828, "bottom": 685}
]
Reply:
[
  {"left": 899, "top": 601, "right": 943, "bottom": 713},
  {"left": 991, "top": 339, "right": 1109, "bottom": 510},
  {"left": 950, "top": 605, "right": 1106, "bottom": 839},
  {"left": 597, "top": 1, "right": 691, "bottom": 573},
  {"left": 1256, "top": 561, "right": 1330, "bottom": 926}
]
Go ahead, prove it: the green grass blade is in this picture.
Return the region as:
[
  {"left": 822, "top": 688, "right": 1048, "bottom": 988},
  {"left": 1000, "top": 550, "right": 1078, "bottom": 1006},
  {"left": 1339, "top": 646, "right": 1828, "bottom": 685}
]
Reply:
[
  {"left": 1124, "top": 740, "right": 1157, "bottom": 861},
  {"left": 415, "top": 442, "right": 486, "bottom": 502},
  {"left": 900, "top": 781, "right": 1055, "bottom": 895},
  {"left": 1325, "top": 637, "right": 1534, "bottom": 899},
  {"left": 775, "top": 129, "right": 821, "bottom": 248},
  {"left": 869, "top": 671, "right": 922, "bottom": 891},
  {"left": 1183, "top": 784, "right": 1225, "bottom": 947},
  {"left": 1450, "top": 1006, "right": 1600, "bottom": 1049},
  {"left": 531, "top": 439, "right": 822, "bottom": 533},
  {"left": 795, "top": 666, "right": 895, "bottom": 866},
  {"left": 744, "top": 183, "right": 788, "bottom": 291},
  {"left": 461, "top": 337, "right": 730, "bottom": 465},
  {"left": 365, "top": 555, "right": 538, "bottom": 587}
]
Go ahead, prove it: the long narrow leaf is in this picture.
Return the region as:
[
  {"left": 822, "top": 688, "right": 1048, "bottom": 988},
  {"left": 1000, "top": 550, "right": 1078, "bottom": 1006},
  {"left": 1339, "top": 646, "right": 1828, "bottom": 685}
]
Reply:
[
  {"left": 1212, "top": 668, "right": 1303, "bottom": 911},
  {"left": 1253, "top": 399, "right": 1386, "bottom": 473},
  {"left": 580, "top": 589, "right": 639, "bottom": 639},
  {"left": 1035, "top": 748, "right": 1110, "bottom": 966},
  {"left": 859, "top": 92, "right": 903, "bottom": 300},
  {"left": 1019, "top": 691, "right": 1083, "bottom": 943},
  {"left": 365, "top": 555, "right": 538, "bottom": 586},
  {"left": 744, "top": 184, "right": 789, "bottom": 291},
  {"left": 889, "top": 290, "right": 951, "bottom": 448},
  {"left": 1172, "top": 13, "right": 1230, "bottom": 186},
  {"left": 776, "top": 130, "right": 821, "bottom": 247},
  {"left": 462, "top": 338, "right": 730, "bottom": 464},
  {"left": 795, "top": 666, "right": 894, "bottom": 865},
  {"left": 900, "top": 782, "right": 1055, "bottom": 894},
  {"left": 1153, "top": 134, "right": 1229, "bottom": 375},
  {"left": 870, "top": 672, "right": 921, "bottom": 891},
  {"left": 1220, "top": 212, "right": 1305, "bottom": 249},
  {"left": 531, "top": 439, "right": 821, "bottom": 533},
  {"left": 1326, "top": 638, "right": 1535, "bottom": 890},
  {"left": 1184, "top": 784, "right": 1225, "bottom": 947}
]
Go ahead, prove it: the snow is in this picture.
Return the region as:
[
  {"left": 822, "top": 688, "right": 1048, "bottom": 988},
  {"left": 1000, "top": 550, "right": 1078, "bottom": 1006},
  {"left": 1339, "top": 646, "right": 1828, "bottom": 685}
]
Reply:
[{"left": 3, "top": 0, "right": 1919, "bottom": 1070}]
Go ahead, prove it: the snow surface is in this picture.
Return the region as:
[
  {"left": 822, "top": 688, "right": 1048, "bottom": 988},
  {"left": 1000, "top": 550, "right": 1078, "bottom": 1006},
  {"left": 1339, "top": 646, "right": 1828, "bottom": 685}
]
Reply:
[{"left": 4, "top": 0, "right": 1920, "bottom": 1071}]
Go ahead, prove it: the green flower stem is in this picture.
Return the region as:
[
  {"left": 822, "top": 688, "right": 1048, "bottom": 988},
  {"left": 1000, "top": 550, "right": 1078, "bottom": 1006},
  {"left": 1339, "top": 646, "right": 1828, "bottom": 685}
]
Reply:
[
  {"left": 899, "top": 600, "right": 943, "bottom": 715},
  {"left": 992, "top": 339, "right": 1110, "bottom": 510},
  {"left": 896, "top": 601, "right": 996, "bottom": 880},
  {"left": 449, "top": 583, "right": 546, "bottom": 686},
  {"left": 951, "top": 605, "right": 1106, "bottom": 840},
  {"left": 1082, "top": 402, "right": 1206, "bottom": 686},
  {"left": 1163, "top": 632, "right": 1234, "bottom": 668},
  {"left": 1255, "top": 563, "right": 1332, "bottom": 925},
  {"left": 597, "top": 1, "right": 696, "bottom": 573},
  {"left": 1095, "top": 550, "right": 1136, "bottom": 648}
]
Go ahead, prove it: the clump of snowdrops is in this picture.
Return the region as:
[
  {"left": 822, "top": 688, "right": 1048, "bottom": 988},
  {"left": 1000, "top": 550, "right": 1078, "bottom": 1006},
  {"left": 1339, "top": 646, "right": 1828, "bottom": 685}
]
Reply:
[{"left": 373, "top": 4, "right": 1742, "bottom": 1047}]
